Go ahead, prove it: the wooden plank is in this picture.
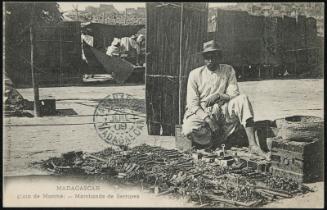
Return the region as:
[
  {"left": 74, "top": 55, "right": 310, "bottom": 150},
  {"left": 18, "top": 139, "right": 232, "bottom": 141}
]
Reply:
[
  {"left": 145, "top": 3, "right": 161, "bottom": 135},
  {"left": 146, "top": 3, "right": 208, "bottom": 136},
  {"left": 32, "top": 22, "right": 82, "bottom": 86},
  {"left": 180, "top": 3, "right": 208, "bottom": 121}
]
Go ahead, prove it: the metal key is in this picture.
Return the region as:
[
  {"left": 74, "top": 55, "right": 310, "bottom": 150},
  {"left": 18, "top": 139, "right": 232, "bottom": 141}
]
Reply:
[{"left": 221, "top": 144, "right": 225, "bottom": 157}]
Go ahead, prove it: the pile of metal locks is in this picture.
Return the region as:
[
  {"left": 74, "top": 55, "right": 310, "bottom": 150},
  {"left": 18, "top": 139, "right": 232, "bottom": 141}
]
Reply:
[{"left": 39, "top": 144, "right": 311, "bottom": 207}]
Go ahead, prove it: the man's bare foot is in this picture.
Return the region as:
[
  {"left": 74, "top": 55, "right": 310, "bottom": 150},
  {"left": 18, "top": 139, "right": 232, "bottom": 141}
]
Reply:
[{"left": 249, "top": 145, "right": 270, "bottom": 160}]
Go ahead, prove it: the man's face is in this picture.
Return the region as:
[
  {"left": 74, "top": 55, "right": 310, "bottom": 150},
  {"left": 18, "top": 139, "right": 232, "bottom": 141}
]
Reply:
[{"left": 203, "top": 51, "right": 222, "bottom": 71}]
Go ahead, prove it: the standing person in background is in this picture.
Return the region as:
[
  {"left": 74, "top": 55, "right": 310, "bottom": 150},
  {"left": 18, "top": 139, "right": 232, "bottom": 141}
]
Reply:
[
  {"left": 120, "top": 35, "right": 140, "bottom": 65},
  {"left": 128, "top": 34, "right": 140, "bottom": 65},
  {"left": 136, "top": 34, "right": 145, "bottom": 66},
  {"left": 81, "top": 32, "right": 95, "bottom": 79},
  {"left": 106, "top": 38, "right": 121, "bottom": 57}
]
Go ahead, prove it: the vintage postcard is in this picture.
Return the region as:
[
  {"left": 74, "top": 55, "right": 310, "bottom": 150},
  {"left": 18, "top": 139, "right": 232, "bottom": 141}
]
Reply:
[{"left": 3, "top": 1, "right": 324, "bottom": 208}]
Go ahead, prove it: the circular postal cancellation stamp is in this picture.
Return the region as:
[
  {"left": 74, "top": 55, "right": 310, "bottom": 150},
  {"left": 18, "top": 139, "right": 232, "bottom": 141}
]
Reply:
[{"left": 93, "top": 93, "right": 145, "bottom": 147}]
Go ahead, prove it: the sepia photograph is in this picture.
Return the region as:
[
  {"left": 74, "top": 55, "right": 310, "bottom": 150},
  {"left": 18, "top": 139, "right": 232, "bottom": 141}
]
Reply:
[{"left": 3, "top": 1, "right": 324, "bottom": 208}]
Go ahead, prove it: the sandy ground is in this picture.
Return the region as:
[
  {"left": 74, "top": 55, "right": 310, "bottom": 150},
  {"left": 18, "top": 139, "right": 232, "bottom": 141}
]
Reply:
[{"left": 3, "top": 79, "right": 324, "bottom": 208}]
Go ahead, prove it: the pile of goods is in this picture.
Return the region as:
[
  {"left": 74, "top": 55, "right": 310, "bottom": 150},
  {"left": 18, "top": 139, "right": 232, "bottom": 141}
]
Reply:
[
  {"left": 34, "top": 144, "right": 312, "bottom": 207},
  {"left": 269, "top": 115, "right": 324, "bottom": 183},
  {"left": 4, "top": 85, "right": 31, "bottom": 116},
  {"left": 4, "top": 74, "right": 34, "bottom": 117}
]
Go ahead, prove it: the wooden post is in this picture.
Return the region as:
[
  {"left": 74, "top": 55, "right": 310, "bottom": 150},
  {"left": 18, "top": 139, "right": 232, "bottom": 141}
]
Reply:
[
  {"left": 242, "top": 65, "right": 244, "bottom": 80},
  {"left": 145, "top": 3, "right": 148, "bottom": 128},
  {"left": 295, "top": 51, "right": 297, "bottom": 76},
  {"left": 258, "top": 65, "right": 261, "bottom": 79},
  {"left": 76, "top": 6, "right": 79, "bottom": 21},
  {"left": 59, "top": 27, "right": 63, "bottom": 86},
  {"left": 103, "top": 35, "right": 106, "bottom": 51},
  {"left": 73, "top": 4, "right": 79, "bottom": 21},
  {"left": 124, "top": 9, "right": 127, "bottom": 25},
  {"left": 30, "top": 4, "right": 40, "bottom": 117},
  {"left": 178, "top": 3, "right": 184, "bottom": 125}
]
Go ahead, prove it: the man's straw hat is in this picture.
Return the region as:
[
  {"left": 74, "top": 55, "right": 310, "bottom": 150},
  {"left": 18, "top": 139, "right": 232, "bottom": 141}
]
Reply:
[{"left": 201, "top": 40, "right": 222, "bottom": 54}]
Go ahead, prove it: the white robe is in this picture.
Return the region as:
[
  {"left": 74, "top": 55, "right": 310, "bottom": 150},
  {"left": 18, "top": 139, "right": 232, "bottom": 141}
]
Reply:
[{"left": 182, "top": 64, "right": 254, "bottom": 145}]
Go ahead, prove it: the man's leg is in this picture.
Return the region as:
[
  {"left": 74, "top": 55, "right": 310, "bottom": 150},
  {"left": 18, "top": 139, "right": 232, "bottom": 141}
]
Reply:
[
  {"left": 224, "top": 94, "right": 268, "bottom": 157},
  {"left": 223, "top": 124, "right": 248, "bottom": 149},
  {"left": 182, "top": 114, "right": 213, "bottom": 149},
  {"left": 244, "top": 118, "right": 267, "bottom": 157}
]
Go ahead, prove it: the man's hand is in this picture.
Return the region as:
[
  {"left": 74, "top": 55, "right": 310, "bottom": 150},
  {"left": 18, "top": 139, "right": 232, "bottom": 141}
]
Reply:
[
  {"left": 205, "top": 94, "right": 231, "bottom": 107},
  {"left": 205, "top": 94, "right": 221, "bottom": 107},
  {"left": 204, "top": 116, "right": 219, "bottom": 132}
]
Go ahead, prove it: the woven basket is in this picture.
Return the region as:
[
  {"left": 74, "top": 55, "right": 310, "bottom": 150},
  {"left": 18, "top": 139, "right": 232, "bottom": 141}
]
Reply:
[{"left": 279, "top": 115, "right": 324, "bottom": 142}]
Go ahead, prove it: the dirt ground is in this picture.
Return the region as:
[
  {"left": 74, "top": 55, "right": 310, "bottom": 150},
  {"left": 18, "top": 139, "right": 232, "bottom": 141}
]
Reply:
[{"left": 3, "top": 79, "right": 324, "bottom": 208}]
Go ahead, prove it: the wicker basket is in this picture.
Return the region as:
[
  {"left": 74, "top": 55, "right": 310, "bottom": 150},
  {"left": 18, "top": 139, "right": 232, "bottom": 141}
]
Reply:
[{"left": 279, "top": 115, "right": 324, "bottom": 142}]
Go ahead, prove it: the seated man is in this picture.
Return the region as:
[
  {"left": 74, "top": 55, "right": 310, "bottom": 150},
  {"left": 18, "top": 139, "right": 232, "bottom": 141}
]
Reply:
[{"left": 182, "top": 40, "right": 267, "bottom": 158}]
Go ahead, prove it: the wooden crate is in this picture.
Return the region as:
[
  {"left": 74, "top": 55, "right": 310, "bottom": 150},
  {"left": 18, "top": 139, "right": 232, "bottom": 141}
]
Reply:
[
  {"left": 39, "top": 96, "right": 56, "bottom": 116},
  {"left": 270, "top": 137, "right": 323, "bottom": 183}
]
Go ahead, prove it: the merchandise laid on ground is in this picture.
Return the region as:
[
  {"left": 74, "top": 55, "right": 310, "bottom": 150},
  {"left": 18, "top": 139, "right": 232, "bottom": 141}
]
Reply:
[
  {"left": 3, "top": 2, "right": 324, "bottom": 209},
  {"left": 33, "top": 115, "right": 323, "bottom": 208},
  {"left": 33, "top": 145, "right": 313, "bottom": 208}
]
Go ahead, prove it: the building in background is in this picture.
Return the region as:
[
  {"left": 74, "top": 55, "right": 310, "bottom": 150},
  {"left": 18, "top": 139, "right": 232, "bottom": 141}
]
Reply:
[
  {"left": 65, "top": 4, "right": 145, "bottom": 25},
  {"left": 209, "top": 3, "right": 324, "bottom": 36}
]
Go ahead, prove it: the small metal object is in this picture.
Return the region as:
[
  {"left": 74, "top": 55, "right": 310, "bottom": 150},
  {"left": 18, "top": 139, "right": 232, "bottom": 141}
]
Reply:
[
  {"left": 221, "top": 144, "right": 225, "bottom": 157},
  {"left": 154, "top": 186, "right": 159, "bottom": 194}
]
